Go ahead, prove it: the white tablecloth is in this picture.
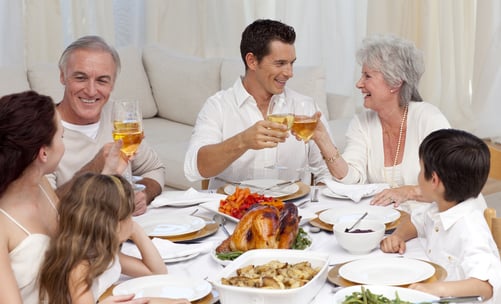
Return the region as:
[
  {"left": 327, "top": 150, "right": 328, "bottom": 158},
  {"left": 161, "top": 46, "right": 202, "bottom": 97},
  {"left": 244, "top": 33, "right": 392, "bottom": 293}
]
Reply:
[{"left": 129, "top": 187, "right": 429, "bottom": 303}]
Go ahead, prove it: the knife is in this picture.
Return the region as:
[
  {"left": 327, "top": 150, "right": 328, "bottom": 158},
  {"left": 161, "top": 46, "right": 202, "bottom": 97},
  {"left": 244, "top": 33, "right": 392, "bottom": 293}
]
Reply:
[
  {"left": 416, "top": 295, "right": 483, "bottom": 304},
  {"left": 214, "top": 177, "right": 266, "bottom": 189},
  {"left": 260, "top": 179, "right": 301, "bottom": 191}
]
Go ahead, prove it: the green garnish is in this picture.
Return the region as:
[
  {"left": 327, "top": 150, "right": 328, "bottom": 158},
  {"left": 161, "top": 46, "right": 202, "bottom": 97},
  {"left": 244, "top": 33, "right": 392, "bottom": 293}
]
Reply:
[
  {"left": 292, "top": 227, "right": 312, "bottom": 250},
  {"left": 342, "top": 286, "right": 418, "bottom": 304},
  {"left": 216, "top": 251, "right": 244, "bottom": 261}
]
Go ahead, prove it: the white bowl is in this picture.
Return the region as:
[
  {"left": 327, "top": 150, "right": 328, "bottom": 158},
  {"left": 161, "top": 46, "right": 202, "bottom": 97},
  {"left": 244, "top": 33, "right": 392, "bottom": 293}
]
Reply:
[
  {"left": 334, "top": 219, "right": 385, "bottom": 254},
  {"left": 209, "top": 249, "right": 329, "bottom": 304}
]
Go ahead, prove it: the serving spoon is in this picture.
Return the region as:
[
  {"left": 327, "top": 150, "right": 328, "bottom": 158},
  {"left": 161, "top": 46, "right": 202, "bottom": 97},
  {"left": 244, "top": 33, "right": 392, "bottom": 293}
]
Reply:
[
  {"left": 345, "top": 212, "right": 368, "bottom": 232},
  {"left": 213, "top": 214, "right": 231, "bottom": 236}
]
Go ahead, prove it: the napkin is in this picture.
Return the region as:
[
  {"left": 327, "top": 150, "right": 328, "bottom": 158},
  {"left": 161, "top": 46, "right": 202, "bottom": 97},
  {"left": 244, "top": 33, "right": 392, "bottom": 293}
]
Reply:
[
  {"left": 324, "top": 180, "right": 389, "bottom": 202},
  {"left": 150, "top": 188, "right": 226, "bottom": 208},
  {"left": 121, "top": 238, "right": 213, "bottom": 260}
]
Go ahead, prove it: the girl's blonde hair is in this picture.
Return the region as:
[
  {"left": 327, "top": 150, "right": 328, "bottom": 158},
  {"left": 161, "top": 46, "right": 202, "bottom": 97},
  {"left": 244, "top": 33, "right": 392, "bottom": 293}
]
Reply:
[{"left": 39, "top": 173, "right": 135, "bottom": 304}]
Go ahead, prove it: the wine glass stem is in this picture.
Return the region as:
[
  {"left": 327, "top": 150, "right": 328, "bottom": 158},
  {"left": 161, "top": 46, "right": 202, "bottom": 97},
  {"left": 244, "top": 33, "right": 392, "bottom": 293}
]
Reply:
[{"left": 124, "top": 161, "right": 133, "bottom": 185}]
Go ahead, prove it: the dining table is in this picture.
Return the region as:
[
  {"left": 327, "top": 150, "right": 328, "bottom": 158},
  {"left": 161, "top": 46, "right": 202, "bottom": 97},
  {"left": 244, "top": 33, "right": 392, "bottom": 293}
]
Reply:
[{"left": 110, "top": 185, "right": 437, "bottom": 303}]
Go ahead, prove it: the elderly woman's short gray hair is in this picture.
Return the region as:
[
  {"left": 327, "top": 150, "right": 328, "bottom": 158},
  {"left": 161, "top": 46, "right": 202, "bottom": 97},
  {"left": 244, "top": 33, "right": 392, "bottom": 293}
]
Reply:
[{"left": 356, "top": 34, "right": 424, "bottom": 106}]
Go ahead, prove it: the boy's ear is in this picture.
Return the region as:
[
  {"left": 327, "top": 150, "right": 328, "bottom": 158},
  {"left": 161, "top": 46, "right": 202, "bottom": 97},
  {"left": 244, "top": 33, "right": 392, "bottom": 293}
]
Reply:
[{"left": 431, "top": 171, "right": 441, "bottom": 187}]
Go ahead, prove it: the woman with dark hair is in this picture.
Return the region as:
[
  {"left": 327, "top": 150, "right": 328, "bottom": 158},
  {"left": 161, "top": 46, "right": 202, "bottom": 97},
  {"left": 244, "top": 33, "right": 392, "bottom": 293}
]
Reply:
[
  {"left": 311, "top": 34, "right": 450, "bottom": 209},
  {"left": 0, "top": 91, "right": 64, "bottom": 303}
]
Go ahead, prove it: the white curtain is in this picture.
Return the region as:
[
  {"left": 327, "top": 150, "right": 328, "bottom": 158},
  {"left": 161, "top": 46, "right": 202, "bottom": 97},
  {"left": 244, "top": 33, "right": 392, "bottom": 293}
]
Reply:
[{"left": 0, "top": 0, "right": 499, "bottom": 137}]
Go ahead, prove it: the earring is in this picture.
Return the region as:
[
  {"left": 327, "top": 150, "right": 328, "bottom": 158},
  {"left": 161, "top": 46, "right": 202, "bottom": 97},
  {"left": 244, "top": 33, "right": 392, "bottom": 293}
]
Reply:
[{"left": 390, "top": 89, "right": 395, "bottom": 93}]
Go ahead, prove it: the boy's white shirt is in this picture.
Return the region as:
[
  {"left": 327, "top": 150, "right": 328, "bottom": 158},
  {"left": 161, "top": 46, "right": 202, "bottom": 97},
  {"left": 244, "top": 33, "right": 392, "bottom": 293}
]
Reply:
[{"left": 411, "top": 195, "right": 501, "bottom": 303}]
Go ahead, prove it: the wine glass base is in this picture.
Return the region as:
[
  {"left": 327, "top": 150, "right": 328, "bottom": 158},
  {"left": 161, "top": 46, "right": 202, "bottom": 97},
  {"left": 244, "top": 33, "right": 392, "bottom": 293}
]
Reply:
[{"left": 133, "top": 183, "right": 146, "bottom": 192}]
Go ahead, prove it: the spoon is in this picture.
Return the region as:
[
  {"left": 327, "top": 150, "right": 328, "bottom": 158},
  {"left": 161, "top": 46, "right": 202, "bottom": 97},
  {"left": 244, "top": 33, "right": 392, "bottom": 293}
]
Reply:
[
  {"left": 344, "top": 212, "right": 368, "bottom": 232},
  {"left": 213, "top": 214, "right": 231, "bottom": 236}
]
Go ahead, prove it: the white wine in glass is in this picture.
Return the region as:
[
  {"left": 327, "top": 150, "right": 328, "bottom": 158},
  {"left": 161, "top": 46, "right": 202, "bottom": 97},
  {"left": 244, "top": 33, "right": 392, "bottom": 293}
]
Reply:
[
  {"left": 111, "top": 99, "right": 144, "bottom": 187},
  {"left": 292, "top": 99, "right": 319, "bottom": 173},
  {"left": 266, "top": 96, "right": 294, "bottom": 170}
]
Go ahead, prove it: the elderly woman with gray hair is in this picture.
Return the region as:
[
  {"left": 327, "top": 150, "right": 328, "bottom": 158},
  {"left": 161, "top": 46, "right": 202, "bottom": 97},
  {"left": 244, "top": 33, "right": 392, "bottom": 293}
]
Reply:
[{"left": 311, "top": 34, "right": 450, "bottom": 208}]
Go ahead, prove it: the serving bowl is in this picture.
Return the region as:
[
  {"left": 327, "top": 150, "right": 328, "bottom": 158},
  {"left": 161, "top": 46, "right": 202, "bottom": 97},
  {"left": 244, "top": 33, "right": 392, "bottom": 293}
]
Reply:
[
  {"left": 209, "top": 249, "right": 329, "bottom": 304},
  {"left": 334, "top": 219, "right": 385, "bottom": 254}
]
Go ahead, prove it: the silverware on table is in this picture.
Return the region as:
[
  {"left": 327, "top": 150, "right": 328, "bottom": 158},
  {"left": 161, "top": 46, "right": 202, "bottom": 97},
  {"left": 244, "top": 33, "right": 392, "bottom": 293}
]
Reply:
[
  {"left": 214, "top": 176, "right": 265, "bottom": 189},
  {"left": 213, "top": 214, "right": 230, "bottom": 236},
  {"left": 344, "top": 211, "right": 368, "bottom": 232},
  {"left": 416, "top": 295, "right": 483, "bottom": 303},
  {"left": 260, "top": 179, "right": 301, "bottom": 191}
]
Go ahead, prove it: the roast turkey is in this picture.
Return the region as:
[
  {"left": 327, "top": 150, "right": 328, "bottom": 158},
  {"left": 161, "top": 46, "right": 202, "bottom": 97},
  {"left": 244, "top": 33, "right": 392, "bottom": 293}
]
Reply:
[{"left": 215, "top": 203, "right": 300, "bottom": 253}]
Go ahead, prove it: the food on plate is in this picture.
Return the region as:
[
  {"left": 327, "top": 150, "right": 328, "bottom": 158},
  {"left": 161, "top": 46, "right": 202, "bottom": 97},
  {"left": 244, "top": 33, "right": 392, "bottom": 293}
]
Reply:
[
  {"left": 216, "top": 203, "right": 307, "bottom": 259},
  {"left": 221, "top": 260, "right": 320, "bottom": 289},
  {"left": 342, "top": 286, "right": 411, "bottom": 304},
  {"left": 218, "top": 187, "right": 284, "bottom": 219}
]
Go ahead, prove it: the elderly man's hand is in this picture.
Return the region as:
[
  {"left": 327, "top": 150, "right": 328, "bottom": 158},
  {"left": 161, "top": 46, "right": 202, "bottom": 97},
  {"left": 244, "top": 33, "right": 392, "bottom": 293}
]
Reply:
[
  {"left": 133, "top": 189, "right": 148, "bottom": 216},
  {"left": 102, "top": 141, "right": 129, "bottom": 175}
]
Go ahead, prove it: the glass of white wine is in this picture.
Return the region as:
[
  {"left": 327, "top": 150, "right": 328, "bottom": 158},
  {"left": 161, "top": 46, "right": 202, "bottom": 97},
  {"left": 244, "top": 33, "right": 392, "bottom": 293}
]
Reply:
[
  {"left": 266, "top": 96, "right": 294, "bottom": 170},
  {"left": 292, "top": 98, "right": 319, "bottom": 173},
  {"left": 111, "top": 99, "right": 144, "bottom": 189}
]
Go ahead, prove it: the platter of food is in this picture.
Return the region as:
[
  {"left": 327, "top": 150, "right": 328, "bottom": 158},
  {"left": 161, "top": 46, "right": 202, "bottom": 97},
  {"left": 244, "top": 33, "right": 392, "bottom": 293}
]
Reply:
[
  {"left": 201, "top": 187, "right": 315, "bottom": 226},
  {"left": 211, "top": 228, "right": 313, "bottom": 266}
]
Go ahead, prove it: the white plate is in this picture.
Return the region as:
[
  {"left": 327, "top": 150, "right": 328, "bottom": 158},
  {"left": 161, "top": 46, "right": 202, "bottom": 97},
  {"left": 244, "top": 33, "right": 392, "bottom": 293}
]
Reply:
[
  {"left": 318, "top": 205, "right": 400, "bottom": 225},
  {"left": 339, "top": 257, "right": 436, "bottom": 286},
  {"left": 334, "top": 285, "right": 439, "bottom": 303},
  {"left": 113, "top": 274, "right": 212, "bottom": 301},
  {"left": 322, "top": 187, "right": 379, "bottom": 200},
  {"left": 150, "top": 188, "right": 227, "bottom": 208},
  {"left": 163, "top": 252, "right": 200, "bottom": 263},
  {"left": 200, "top": 200, "right": 314, "bottom": 226},
  {"left": 134, "top": 214, "right": 206, "bottom": 237},
  {"left": 223, "top": 179, "right": 299, "bottom": 198}
]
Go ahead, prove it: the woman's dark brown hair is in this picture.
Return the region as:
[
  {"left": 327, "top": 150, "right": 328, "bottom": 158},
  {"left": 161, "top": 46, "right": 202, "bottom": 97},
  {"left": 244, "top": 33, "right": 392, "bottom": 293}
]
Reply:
[{"left": 0, "top": 90, "right": 56, "bottom": 196}]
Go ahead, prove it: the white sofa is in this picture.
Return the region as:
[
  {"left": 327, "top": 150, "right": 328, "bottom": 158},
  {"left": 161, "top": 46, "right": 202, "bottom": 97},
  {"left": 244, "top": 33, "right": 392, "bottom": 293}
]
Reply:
[{"left": 0, "top": 45, "right": 351, "bottom": 190}]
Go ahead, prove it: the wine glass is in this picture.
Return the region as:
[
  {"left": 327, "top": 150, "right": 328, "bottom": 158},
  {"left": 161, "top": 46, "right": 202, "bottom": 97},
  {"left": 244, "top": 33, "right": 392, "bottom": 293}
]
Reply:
[
  {"left": 111, "top": 99, "right": 144, "bottom": 189},
  {"left": 291, "top": 98, "right": 319, "bottom": 174},
  {"left": 266, "top": 96, "right": 294, "bottom": 170}
]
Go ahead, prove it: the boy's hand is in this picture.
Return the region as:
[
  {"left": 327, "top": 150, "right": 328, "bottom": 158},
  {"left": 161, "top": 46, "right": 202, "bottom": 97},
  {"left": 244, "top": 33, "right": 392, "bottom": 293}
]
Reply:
[{"left": 380, "top": 234, "right": 406, "bottom": 254}]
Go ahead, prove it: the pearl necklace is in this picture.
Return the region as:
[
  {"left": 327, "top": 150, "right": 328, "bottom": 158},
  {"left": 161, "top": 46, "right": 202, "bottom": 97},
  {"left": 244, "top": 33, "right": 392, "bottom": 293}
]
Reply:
[{"left": 385, "top": 104, "right": 408, "bottom": 188}]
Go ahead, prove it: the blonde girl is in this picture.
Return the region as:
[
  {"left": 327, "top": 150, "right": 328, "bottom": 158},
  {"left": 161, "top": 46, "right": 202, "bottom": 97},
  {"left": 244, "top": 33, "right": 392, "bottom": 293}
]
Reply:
[{"left": 39, "top": 173, "right": 187, "bottom": 303}]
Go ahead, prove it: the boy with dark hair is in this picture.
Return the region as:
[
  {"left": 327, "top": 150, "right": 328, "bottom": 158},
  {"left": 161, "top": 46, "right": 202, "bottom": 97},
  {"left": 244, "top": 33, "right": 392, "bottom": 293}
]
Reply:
[{"left": 381, "top": 128, "right": 501, "bottom": 302}]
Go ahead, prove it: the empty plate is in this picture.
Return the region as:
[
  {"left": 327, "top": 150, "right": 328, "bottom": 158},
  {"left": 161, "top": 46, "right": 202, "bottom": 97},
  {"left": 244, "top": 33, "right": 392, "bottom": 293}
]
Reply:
[
  {"left": 339, "top": 257, "right": 435, "bottom": 286},
  {"left": 134, "top": 214, "right": 206, "bottom": 237},
  {"left": 113, "top": 274, "right": 212, "bottom": 301}
]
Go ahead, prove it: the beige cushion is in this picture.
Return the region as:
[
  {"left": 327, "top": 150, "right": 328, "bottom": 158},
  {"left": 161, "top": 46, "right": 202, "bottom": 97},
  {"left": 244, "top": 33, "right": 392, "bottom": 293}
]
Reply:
[
  {"left": 113, "top": 47, "right": 157, "bottom": 118},
  {"left": 27, "top": 63, "right": 64, "bottom": 103},
  {"left": 220, "top": 59, "right": 329, "bottom": 119},
  {"left": 142, "top": 46, "right": 222, "bottom": 126},
  {"left": 0, "top": 66, "right": 31, "bottom": 98}
]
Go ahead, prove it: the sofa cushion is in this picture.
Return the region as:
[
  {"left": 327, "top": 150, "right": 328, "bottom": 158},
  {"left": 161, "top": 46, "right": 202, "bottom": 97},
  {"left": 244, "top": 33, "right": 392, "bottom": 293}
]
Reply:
[
  {"left": 27, "top": 63, "right": 64, "bottom": 103},
  {"left": 112, "top": 46, "right": 158, "bottom": 118},
  {"left": 143, "top": 118, "right": 200, "bottom": 189},
  {"left": 0, "top": 66, "right": 31, "bottom": 97},
  {"left": 220, "top": 58, "right": 329, "bottom": 120},
  {"left": 142, "top": 46, "right": 222, "bottom": 126}
]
